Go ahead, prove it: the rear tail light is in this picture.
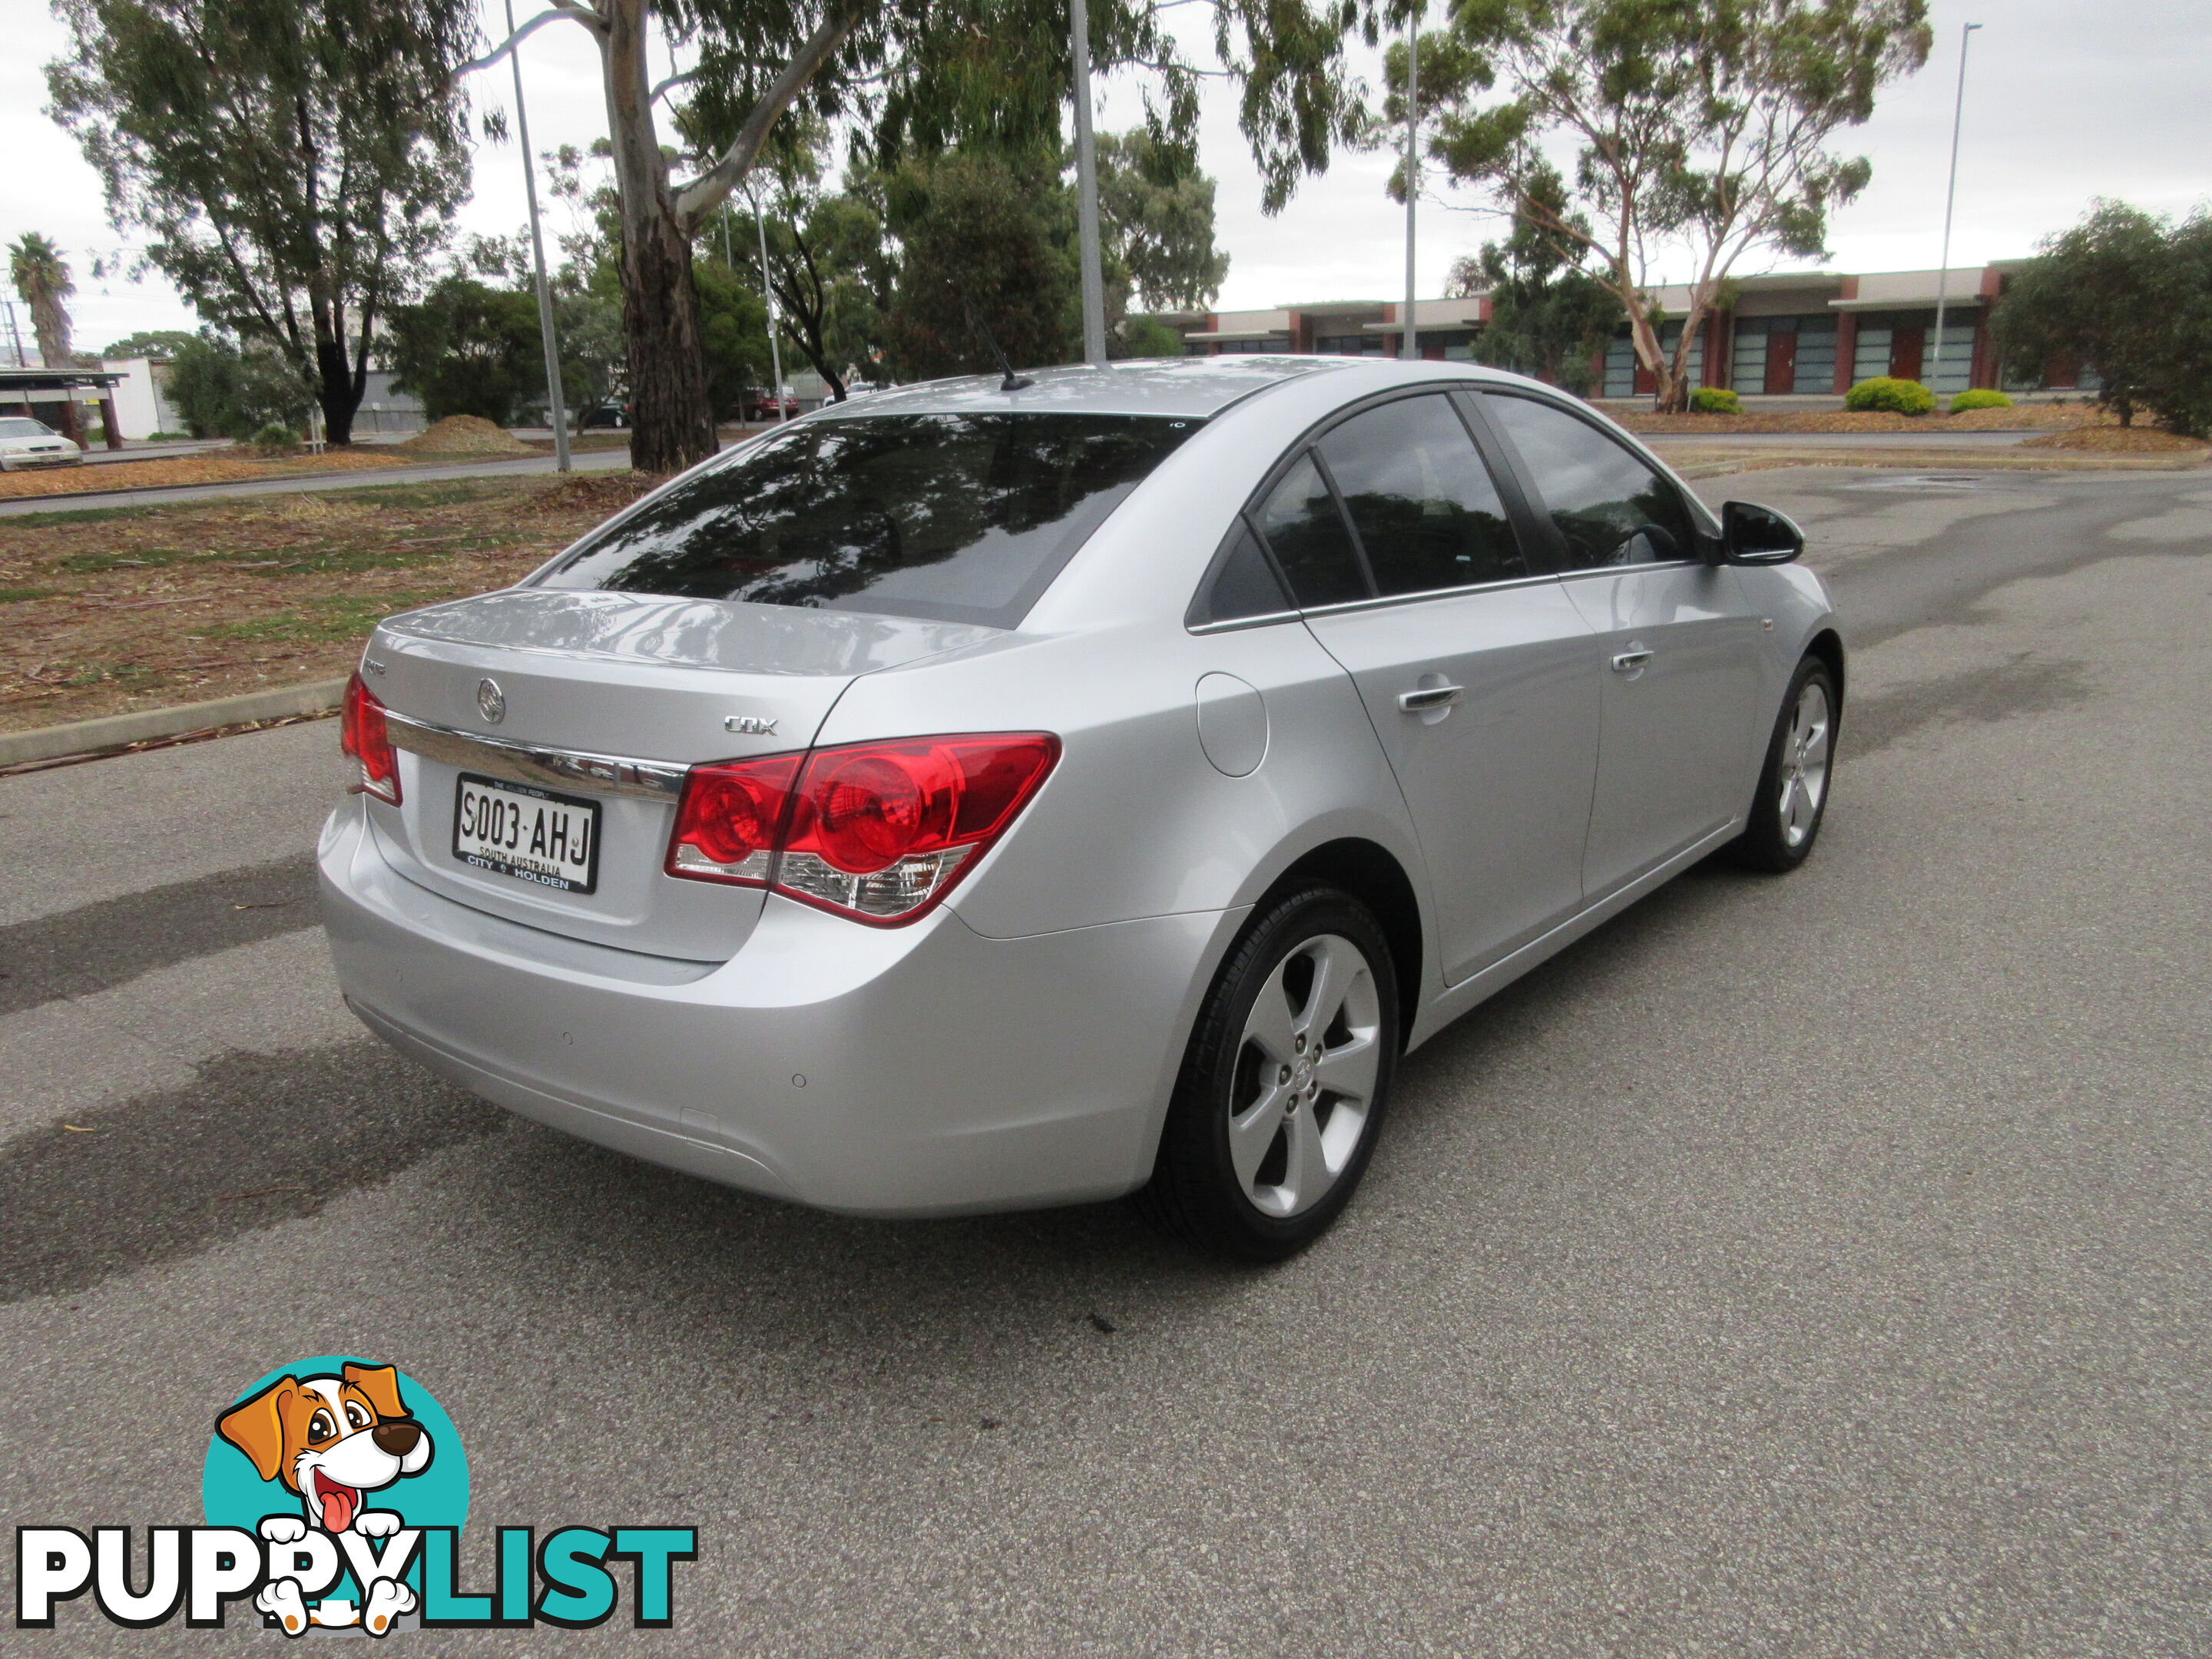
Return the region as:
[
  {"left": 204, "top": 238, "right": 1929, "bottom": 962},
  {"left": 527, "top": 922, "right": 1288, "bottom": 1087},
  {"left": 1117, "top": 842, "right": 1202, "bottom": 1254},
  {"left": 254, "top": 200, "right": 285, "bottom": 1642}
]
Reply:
[
  {"left": 666, "top": 733, "right": 1059, "bottom": 925},
  {"left": 340, "top": 672, "right": 402, "bottom": 805},
  {"left": 665, "top": 752, "right": 804, "bottom": 887}
]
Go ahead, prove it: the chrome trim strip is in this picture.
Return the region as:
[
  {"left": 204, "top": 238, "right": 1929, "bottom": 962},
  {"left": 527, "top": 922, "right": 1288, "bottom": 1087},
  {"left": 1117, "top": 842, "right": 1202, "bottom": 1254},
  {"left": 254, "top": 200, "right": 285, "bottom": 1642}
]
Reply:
[
  {"left": 1187, "top": 609, "right": 1302, "bottom": 636},
  {"left": 383, "top": 711, "right": 689, "bottom": 802},
  {"left": 1555, "top": 559, "right": 1703, "bottom": 582},
  {"left": 1187, "top": 570, "right": 1575, "bottom": 634},
  {"left": 1293, "top": 569, "right": 1565, "bottom": 621}
]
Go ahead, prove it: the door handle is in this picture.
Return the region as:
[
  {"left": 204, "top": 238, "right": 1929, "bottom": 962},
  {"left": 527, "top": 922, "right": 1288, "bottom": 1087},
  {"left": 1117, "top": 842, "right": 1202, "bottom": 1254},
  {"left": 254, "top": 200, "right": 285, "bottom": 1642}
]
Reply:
[
  {"left": 1610, "top": 647, "right": 1654, "bottom": 674},
  {"left": 1396, "top": 683, "right": 1464, "bottom": 713}
]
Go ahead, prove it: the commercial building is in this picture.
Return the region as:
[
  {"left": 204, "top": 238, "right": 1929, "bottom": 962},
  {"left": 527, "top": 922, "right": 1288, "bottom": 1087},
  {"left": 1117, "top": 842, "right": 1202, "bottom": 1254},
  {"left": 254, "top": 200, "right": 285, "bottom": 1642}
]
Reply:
[
  {"left": 1165, "top": 296, "right": 1490, "bottom": 362},
  {"left": 1164, "top": 263, "right": 2093, "bottom": 397},
  {"left": 99, "top": 357, "right": 184, "bottom": 439}
]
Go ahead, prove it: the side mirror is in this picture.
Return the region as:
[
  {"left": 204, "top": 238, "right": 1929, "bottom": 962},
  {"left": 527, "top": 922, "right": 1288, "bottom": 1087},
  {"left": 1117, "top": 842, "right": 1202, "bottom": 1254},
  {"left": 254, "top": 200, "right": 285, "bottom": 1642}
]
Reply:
[{"left": 1721, "top": 501, "right": 1805, "bottom": 565}]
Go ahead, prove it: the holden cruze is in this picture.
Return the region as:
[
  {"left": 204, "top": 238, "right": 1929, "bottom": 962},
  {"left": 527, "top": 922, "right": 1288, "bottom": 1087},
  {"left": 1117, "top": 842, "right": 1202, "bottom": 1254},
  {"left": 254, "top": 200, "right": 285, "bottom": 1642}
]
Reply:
[{"left": 320, "top": 357, "right": 1839, "bottom": 1260}]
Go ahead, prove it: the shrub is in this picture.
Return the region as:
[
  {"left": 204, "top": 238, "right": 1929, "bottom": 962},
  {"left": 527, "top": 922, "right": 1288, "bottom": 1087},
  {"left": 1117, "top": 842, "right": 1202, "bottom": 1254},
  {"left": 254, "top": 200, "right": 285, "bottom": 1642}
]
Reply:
[
  {"left": 1948, "top": 388, "right": 2013, "bottom": 413},
  {"left": 249, "top": 422, "right": 300, "bottom": 455},
  {"left": 1689, "top": 386, "right": 1743, "bottom": 414},
  {"left": 167, "top": 332, "right": 316, "bottom": 439},
  {"left": 1845, "top": 376, "right": 1936, "bottom": 415}
]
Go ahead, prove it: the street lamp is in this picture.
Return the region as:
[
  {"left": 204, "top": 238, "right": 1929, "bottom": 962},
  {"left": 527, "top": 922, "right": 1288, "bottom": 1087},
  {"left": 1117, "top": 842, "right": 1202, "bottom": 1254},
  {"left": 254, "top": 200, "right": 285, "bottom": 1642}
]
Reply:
[
  {"left": 750, "top": 185, "right": 789, "bottom": 424},
  {"left": 1929, "top": 21, "right": 1982, "bottom": 389},
  {"left": 1070, "top": 0, "right": 1108, "bottom": 368},
  {"left": 1401, "top": 5, "right": 1421, "bottom": 362},
  {"left": 503, "top": 0, "right": 570, "bottom": 472}
]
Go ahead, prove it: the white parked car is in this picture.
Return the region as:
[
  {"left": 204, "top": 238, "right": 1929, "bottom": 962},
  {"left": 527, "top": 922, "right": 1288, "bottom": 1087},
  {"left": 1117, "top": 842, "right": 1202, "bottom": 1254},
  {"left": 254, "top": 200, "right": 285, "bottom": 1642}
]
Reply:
[
  {"left": 0, "top": 416, "right": 81, "bottom": 469},
  {"left": 322, "top": 358, "right": 1839, "bottom": 1260}
]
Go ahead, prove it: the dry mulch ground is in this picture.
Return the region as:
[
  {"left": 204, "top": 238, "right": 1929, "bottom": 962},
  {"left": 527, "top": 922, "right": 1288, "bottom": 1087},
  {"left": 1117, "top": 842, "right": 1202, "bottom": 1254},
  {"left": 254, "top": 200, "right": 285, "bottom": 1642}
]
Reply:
[
  {"left": 0, "top": 426, "right": 647, "bottom": 503},
  {"left": 1664, "top": 445, "right": 2207, "bottom": 481},
  {"left": 0, "top": 447, "right": 429, "bottom": 503},
  {"left": 2018, "top": 425, "right": 2210, "bottom": 455},
  {"left": 0, "top": 472, "right": 661, "bottom": 733},
  {"left": 1611, "top": 401, "right": 2111, "bottom": 436}
]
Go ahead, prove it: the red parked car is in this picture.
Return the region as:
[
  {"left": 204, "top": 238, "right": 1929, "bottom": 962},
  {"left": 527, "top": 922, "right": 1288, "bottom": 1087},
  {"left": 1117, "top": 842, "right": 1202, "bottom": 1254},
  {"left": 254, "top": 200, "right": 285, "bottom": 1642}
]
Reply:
[{"left": 743, "top": 391, "right": 800, "bottom": 422}]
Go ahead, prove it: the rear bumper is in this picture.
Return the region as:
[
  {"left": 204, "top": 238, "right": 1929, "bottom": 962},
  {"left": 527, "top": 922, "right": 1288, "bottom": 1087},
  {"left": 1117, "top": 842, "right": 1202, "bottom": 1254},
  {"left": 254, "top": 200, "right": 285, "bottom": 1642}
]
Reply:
[{"left": 318, "top": 803, "right": 1229, "bottom": 1216}]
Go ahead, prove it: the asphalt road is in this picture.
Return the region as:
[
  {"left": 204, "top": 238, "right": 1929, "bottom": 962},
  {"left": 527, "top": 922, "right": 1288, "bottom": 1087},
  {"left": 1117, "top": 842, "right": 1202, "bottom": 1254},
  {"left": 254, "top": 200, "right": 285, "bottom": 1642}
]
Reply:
[{"left": 2, "top": 465, "right": 2207, "bottom": 1655}]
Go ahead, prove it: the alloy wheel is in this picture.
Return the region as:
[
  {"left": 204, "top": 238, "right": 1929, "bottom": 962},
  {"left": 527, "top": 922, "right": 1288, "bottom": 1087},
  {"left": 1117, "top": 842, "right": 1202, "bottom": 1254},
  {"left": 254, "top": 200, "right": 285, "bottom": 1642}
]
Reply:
[
  {"left": 1780, "top": 679, "right": 1832, "bottom": 848},
  {"left": 1227, "top": 933, "right": 1382, "bottom": 1218}
]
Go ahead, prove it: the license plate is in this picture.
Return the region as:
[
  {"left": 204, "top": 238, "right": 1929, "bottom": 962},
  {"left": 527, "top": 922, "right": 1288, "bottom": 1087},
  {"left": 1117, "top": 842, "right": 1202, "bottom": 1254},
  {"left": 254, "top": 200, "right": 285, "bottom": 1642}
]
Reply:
[{"left": 452, "top": 773, "right": 600, "bottom": 894}]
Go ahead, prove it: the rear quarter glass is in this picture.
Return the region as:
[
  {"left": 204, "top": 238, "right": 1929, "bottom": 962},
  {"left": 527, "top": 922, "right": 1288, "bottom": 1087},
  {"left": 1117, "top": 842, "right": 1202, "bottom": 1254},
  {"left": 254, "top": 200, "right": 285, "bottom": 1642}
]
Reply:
[{"left": 531, "top": 412, "right": 1203, "bottom": 630}]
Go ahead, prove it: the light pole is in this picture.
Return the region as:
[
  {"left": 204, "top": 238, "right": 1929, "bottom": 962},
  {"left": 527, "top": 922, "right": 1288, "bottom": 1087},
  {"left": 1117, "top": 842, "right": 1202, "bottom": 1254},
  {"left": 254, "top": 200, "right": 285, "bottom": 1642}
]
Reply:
[
  {"left": 1929, "top": 20, "right": 1982, "bottom": 389},
  {"left": 751, "top": 185, "right": 789, "bottom": 423},
  {"left": 1400, "top": 5, "right": 1420, "bottom": 362},
  {"left": 1070, "top": 0, "right": 1108, "bottom": 368},
  {"left": 503, "top": 0, "right": 570, "bottom": 472}
]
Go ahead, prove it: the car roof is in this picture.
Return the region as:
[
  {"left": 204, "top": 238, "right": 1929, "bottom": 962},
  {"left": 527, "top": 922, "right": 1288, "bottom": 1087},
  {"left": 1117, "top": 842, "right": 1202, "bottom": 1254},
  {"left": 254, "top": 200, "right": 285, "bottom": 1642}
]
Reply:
[{"left": 806, "top": 356, "right": 1365, "bottom": 422}]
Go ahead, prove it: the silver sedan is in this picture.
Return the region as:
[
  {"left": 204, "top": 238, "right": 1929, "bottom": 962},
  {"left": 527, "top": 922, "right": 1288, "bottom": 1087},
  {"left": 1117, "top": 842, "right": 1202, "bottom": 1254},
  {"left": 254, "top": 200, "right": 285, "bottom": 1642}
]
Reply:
[{"left": 320, "top": 358, "right": 1839, "bottom": 1260}]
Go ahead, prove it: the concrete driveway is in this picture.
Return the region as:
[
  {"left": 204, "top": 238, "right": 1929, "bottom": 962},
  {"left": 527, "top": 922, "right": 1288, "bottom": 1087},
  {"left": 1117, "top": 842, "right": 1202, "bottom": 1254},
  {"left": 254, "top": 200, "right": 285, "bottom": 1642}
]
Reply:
[{"left": 2, "top": 466, "right": 2207, "bottom": 1655}]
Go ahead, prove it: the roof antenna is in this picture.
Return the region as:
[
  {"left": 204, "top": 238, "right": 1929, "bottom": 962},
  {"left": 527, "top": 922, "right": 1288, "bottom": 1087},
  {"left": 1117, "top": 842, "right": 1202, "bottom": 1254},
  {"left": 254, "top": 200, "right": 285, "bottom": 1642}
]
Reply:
[{"left": 955, "top": 284, "right": 1033, "bottom": 392}]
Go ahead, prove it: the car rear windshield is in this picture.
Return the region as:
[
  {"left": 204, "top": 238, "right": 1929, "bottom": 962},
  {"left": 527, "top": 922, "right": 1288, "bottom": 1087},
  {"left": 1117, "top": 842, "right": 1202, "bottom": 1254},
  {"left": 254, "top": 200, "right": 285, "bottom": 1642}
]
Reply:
[{"left": 534, "top": 412, "right": 1202, "bottom": 628}]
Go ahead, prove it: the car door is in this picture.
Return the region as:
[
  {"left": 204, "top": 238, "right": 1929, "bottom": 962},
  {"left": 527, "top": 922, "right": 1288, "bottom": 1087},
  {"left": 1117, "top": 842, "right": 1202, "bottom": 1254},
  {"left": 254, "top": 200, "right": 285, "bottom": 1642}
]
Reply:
[
  {"left": 1476, "top": 390, "right": 1766, "bottom": 896},
  {"left": 1257, "top": 391, "right": 1602, "bottom": 984}
]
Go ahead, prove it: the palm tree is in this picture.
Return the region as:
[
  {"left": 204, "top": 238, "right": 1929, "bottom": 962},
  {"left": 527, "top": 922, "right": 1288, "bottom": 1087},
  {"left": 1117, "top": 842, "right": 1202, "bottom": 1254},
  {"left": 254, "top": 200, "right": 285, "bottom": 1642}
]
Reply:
[{"left": 8, "top": 233, "right": 76, "bottom": 368}]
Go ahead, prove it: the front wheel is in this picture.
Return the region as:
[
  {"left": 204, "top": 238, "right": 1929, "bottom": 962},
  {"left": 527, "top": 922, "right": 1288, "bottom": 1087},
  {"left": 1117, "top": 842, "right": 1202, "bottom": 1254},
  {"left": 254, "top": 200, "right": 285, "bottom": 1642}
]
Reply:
[
  {"left": 1137, "top": 888, "right": 1398, "bottom": 1262},
  {"left": 1728, "top": 655, "right": 1837, "bottom": 873}
]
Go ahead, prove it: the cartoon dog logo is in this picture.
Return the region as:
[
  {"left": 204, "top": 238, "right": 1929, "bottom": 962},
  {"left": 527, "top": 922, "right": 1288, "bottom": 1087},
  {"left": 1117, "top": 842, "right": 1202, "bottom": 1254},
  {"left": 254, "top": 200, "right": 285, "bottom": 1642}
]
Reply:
[{"left": 217, "top": 1362, "right": 433, "bottom": 1634}]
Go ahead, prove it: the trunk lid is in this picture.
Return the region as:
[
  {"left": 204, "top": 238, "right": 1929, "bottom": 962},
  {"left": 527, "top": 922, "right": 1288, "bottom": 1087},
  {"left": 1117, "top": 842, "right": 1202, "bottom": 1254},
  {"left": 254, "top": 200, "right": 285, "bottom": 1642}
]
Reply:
[{"left": 361, "top": 589, "right": 999, "bottom": 959}]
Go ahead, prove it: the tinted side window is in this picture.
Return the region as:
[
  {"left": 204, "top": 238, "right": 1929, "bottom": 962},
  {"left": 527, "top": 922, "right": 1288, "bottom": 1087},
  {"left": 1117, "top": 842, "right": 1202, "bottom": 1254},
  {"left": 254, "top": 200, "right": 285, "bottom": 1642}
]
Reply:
[
  {"left": 1253, "top": 453, "right": 1369, "bottom": 608},
  {"left": 1316, "top": 395, "right": 1526, "bottom": 595},
  {"left": 1196, "top": 521, "right": 1291, "bottom": 624},
  {"left": 1483, "top": 395, "right": 1697, "bottom": 571}
]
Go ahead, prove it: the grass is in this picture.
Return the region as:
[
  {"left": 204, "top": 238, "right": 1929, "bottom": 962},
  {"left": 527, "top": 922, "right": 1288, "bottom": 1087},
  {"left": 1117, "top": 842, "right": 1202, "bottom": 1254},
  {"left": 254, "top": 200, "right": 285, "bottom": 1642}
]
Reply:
[
  {"left": 5, "top": 503, "right": 169, "bottom": 529},
  {"left": 0, "top": 472, "right": 661, "bottom": 733},
  {"left": 201, "top": 593, "right": 449, "bottom": 644}
]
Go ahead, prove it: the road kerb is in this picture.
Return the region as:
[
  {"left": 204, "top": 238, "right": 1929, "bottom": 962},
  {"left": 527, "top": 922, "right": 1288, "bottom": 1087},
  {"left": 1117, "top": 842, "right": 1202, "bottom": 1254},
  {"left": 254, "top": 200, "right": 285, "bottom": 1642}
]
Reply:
[{"left": 0, "top": 678, "right": 349, "bottom": 768}]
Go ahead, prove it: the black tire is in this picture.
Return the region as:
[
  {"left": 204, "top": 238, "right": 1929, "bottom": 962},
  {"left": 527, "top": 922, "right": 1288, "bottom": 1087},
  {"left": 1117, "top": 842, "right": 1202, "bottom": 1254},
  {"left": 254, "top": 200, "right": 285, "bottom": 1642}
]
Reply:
[
  {"left": 1135, "top": 887, "right": 1399, "bottom": 1262},
  {"left": 1727, "top": 654, "right": 1839, "bottom": 873}
]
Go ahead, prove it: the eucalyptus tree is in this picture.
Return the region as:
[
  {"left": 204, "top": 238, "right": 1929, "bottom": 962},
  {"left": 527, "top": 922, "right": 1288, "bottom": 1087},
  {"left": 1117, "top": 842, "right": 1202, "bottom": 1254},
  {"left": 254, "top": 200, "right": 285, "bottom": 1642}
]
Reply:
[
  {"left": 465, "top": 0, "right": 1384, "bottom": 470},
  {"left": 1098, "top": 127, "right": 1230, "bottom": 312},
  {"left": 1413, "top": 0, "right": 1931, "bottom": 410},
  {"left": 48, "top": 0, "right": 477, "bottom": 443}
]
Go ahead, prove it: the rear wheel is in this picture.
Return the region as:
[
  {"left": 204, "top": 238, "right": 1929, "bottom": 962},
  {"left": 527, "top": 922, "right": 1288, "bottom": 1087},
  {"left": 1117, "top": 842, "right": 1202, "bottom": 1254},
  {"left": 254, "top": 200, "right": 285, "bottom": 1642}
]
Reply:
[
  {"left": 1728, "top": 655, "right": 1837, "bottom": 873},
  {"left": 1137, "top": 888, "right": 1398, "bottom": 1262}
]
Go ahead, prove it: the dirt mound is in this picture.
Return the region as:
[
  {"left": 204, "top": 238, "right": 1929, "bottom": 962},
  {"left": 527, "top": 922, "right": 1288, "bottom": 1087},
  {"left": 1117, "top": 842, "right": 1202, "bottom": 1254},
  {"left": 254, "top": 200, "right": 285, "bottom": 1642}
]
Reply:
[
  {"left": 2019, "top": 426, "right": 2208, "bottom": 455},
  {"left": 525, "top": 472, "right": 664, "bottom": 516},
  {"left": 398, "top": 416, "right": 533, "bottom": 456}
]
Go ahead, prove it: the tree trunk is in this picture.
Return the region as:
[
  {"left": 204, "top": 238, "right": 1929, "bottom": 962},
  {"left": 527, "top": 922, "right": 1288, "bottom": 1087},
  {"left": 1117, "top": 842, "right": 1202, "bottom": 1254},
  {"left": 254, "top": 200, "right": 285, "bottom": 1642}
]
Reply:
[
  {"left": 620, "top": 212, "right": 717, "bottom": 472},
  {"left": 773, "top": 268, "right": 846, "bottom": 401},
  {"left": 1627, "top": 309, "right": 1681, "bottom": 412},
  {"left": 1661, "top": 302, "right": 1708, "bottom": 414},
  {"left": 314, "top": 334, "right": 365, "bottom": 445},
  {"left": 603, "top": 0, "right": 717, "bottom": 474}
]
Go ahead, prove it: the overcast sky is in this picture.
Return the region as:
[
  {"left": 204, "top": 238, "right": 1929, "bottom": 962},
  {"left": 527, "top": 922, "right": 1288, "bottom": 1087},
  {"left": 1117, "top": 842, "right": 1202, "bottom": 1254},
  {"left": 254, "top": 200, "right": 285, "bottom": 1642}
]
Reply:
[{"left": 3, "top": 0, "right": 2206, "bottom": 353}]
